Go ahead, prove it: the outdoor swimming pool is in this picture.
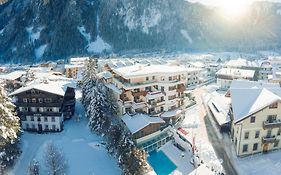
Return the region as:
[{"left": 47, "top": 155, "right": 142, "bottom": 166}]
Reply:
[{"left": 147, "top": 150, "right": 177, "bottom": 175}]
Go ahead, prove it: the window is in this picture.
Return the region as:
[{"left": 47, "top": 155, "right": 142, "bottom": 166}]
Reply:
[
  {"left": 274, "top": 140, "right": 279, "bottom": 147},
  {"left": 255, "top": 131, "right": 260, "bottom": 138},
  {"left": 267, "top": 115, "right": 277, "bottom": 123},
  {"left": 30, "top": 116, "right": 34, "bottom": 121},
  {"left": 269, "top": 102, "right": 278, "bottom": 109},
  {"left": 267, "top": 129, "right": 272, "bottom": 137},
  {"left": 253, "top": 143, "right": 258, "bottom": 151},
  {"left": 45, "top": 98, "right": 52, "bottom": 103},
  {"left": 31, "top": 107, "right": 36, "bottom": 112},
  {"left": 250, "top": 116, "right": 255, "bottom": 123},
  {"left": 146, "top": 77, "right": 149, "bottom": 81},
  {"left": 25, "top": 123, "right": 29, "bottom": 129},
  {"left": 44, "top": 117, "right": 48, "bottom": 122},
  {"left": 47, "top": 108, "right": 53, "bottom": 112},
  {"left": 244, "top": 131, "right": 249, "bottom": 140},
  {"left": 45, "top": 125, "right": 49, "bottom": 130},
  {"left": 32, "top": 124, "right": 35, "bottom": 129},
  {"left": 169, "top": 77, "right": 172, "bottom": 81},
  {"left": 32, "top": 98, "right": 36, "bottom": 103},
  {"left": 52, "top": 125, "right": 56, "bottom": 130},
  {"left": 278, "top": 128, "right": 281, "bottom": 136},
  {"left": 152, "top": 76, "right": 155, "bottom": 80},
  {"left": 38, "top": 98, "right": 43, "bottom": 103},
  {"left": 242, "top": 144, "right": 248, "bottom": 152},
  {"left": 23, "top": 98, "right": 28, "bottom": 103}
]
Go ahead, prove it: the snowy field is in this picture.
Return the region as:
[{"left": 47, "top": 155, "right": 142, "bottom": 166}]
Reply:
[
  {"left": 7, "top": 90, "right": 121, "bottom": 175},
  {"left": 222, "top": 136, "right": 281, "bottom": 175},
  {"left": 234, "top": 150, "right": 281, "bottom": 175}
]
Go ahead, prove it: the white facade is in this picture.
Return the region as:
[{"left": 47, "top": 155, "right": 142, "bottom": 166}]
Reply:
[
  {"left": 216, "top": 68, "right": 255, "bottom": 90},
  {"left": 103, "top": 64, "right": 188, "bottom": 124}
]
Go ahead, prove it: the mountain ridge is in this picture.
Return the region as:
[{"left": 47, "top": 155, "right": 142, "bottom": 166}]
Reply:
[{"left": 0, "top": 0, "right": 281, "bottom": 63}]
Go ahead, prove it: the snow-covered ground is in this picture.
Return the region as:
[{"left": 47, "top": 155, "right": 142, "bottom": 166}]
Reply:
[
  {"left": 7, "top": 90, "right": 121, "bottom": 175},
  {"left": 234, "top": 150, "right": 281, "bottom": 175}
]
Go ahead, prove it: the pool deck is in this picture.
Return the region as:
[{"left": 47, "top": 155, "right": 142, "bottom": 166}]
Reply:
[{"left": 160, "top": 141, "right": 194, "bottom": 175}]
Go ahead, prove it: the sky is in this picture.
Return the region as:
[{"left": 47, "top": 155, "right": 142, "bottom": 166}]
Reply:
[{"left": 188, "top": 0, "right": 281, "bottom": 6}]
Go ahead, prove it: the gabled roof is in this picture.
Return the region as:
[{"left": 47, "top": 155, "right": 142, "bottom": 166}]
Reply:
[
  {"left": 0, "top": 70, "right": 26, "bottom": 80},
  {"left": 121, "top": 113, "right": 165, "bottom": 134},
  {"left": 230, "top": 80, "right": 281, "bottom": 123},
  {"left": 9, "top": 79, "right": 76, "bottom": 97}
]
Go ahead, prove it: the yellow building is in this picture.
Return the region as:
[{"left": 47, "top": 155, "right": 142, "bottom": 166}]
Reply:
[{"left": 229, "top": 80, "right": 281, "bottom": 156}]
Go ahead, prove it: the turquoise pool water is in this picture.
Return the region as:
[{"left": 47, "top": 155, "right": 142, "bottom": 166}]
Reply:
[{"left": 147, "top": 151, "right": 177, "bottom": 175}]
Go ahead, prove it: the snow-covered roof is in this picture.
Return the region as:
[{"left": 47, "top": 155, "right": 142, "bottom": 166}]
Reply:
[
  {"left": 189, "top": 62, "right": 205, "bottom": 68},
  {"left": 225, "top": 58, "right": 258, "bottom": 68},
  {"left": 216, "top": 68, "right": 255, "bottom": 78},
  {"left": 207, "top": 91, "right": 231, "bottom": 125},
  {"left": 9, "top": 78, "right": 76, "bottom": 97},
  {"left": 97, "top": 71, "right": 113, "bottom": 79},
  {"left": 230, "top": 79, "right": 280, "bottom": 90},
  {"left": 161, "top": 109, "right": 182, "bottom": 118},
  {"left": 188, "top": 164, "right": 215, "bottom": 175},
  {"left": 0, "top": 70, "right": 26, "bottom": 80},
  {"left": 113, "top": 64, "right": 189, "bottom": 78},
  {"left": 65, "top": 64, "right": 84, "bottom": 69},
  {"left": 69, "top": 57, "right": 89, "bottom": 64},
  {"left": 230, "top": 80, "right": 281, "bottom": 123},
  {"left": 105, "top": 83, "right": 122, "bottom": 94},
  {"left": 121, "top": 113, "right": 165, "bottom": 134}
]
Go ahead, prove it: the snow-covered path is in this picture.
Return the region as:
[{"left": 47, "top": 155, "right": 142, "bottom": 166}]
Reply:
[{"left": 7, "top": 90, "right": 121, "bottom": 175}]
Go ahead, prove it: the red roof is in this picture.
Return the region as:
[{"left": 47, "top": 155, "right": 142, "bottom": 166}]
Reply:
[{"left": 178, "top": 127, "right": 188, "bottom": 135}]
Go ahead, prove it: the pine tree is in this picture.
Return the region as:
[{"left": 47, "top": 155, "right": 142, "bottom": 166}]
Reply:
[
  {"left": 88, "top": 81, "right": 109, "bottom": 134},
  {"left": 81, "top": 58, "right": 98, "bottom": 108},
  {"left": 0, "top": 86, "right": 20, "bottom": 172}
]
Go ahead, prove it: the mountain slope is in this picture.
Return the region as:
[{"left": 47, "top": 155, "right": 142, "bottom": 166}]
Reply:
[{"left": 0, "top": 0, "right": 281, "bottom": 63}]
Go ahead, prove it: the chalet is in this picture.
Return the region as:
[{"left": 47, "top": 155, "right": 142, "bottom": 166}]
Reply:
[
  {"left": 121, "top": 113, "right": 172, "bottom": 152},
  {"left": 9, "top": 79, "right": 76, "bottom": 132}
]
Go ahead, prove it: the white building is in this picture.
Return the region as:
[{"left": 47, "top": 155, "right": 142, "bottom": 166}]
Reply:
[
  {"left": 100, "top": 64, "right": 188, "bottom": 124},
  {"left": 216, "top": 68, "right": 255, "bottom": 90},
  {"left": 229, "top": 80, "right": 281, "bottom": 156},
  {"left": 9, "top": 78, "right": 76, "bottom": 132}
]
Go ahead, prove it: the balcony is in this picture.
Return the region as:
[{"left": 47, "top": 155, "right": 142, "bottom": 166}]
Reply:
[
  {"left": 263, "top": 119, "right": 281, "bottom": 129},
  {"left": 132, "top": 91, "right": 147, "bottom": 97},
  {"left": 262, "top": 136, "right": 277, "bottom": 144},
  {"left": 146, "top": 91, "right": 164, "bottom": 100},
  {"left": 176, "top": 84, "right": 185, "bottom": 93},
  {"left": 118, "top": 97, "right": 132, "bottom": 107},
  {"left": 132, "top": 100, "right": 147, "bottom": 109}
]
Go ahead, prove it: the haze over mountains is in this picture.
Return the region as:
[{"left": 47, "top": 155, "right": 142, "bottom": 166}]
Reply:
[{"left": 0, "top": 0, "right": 281, "bottom": 63}]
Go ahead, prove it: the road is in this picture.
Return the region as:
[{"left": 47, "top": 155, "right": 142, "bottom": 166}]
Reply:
[{"left": 192, "top": 87, "right": 238, "bottom": 175}]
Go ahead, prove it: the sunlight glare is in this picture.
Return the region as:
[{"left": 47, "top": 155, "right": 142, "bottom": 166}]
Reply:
[{"left": 219, "top": 0, "right": 251, "bottom": 20}]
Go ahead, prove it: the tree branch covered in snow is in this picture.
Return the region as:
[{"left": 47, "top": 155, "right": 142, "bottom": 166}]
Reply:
[
  {"left": 44, "top": 142, "right": 67, "bottom": 175},
  {"left": 28, "top": 159, "right": 40, "bottom": 175},
  {"left": 0, "top": 86, "right": 20, "bottom": 172},
  {"left": 81, "top": 58, "right": 150, "bottom": 175}
]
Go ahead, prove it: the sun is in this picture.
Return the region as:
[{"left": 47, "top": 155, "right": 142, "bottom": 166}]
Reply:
[{"left": 219, "top": 0, "right": 251, "bottom": 20}]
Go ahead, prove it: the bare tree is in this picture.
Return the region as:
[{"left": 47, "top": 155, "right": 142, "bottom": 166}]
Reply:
[
  {"left": 44, "top": 142, "right": 67, "bottom": 175},
  {"left": 28, "top": 159, "right": 40, "bottom": 175}
]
